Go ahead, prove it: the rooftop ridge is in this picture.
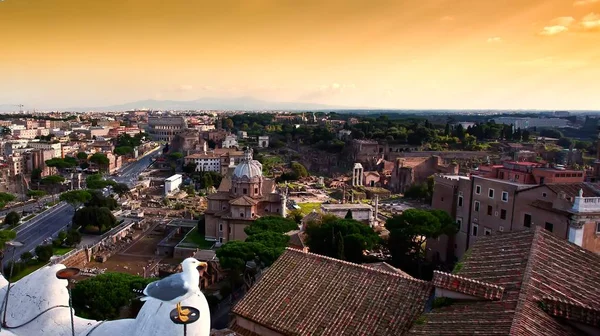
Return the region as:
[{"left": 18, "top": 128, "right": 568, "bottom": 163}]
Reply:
[
  {"left": 432, "top": 271, "right": 505, "bottom": 300},
  {"left": 282, "top": 247, "right": 428, "bottom": 285},
  {"left": 509, "top": 226, "right": 544, "bottom": 335},
  {"left": 541, "top": 295, "right": 600, "bottom": 327}
]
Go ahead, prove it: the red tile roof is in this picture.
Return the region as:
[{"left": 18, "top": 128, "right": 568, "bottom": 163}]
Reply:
[
  {"left": 432, "top": 271, "right": 504, "bottom": 300},
  {"left": 232, "top": 248, "right": 433, "bottom": 336},
  {"left": 409, "top": 227, "right": 600, "bottom": 335},
  {"left": 544, "top": 183, "right": 598, "bottom": 198}
]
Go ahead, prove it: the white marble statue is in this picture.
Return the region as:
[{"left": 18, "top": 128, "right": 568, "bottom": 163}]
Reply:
[{"left": 0, "top": 263, "right": 211, "bottom": 336}]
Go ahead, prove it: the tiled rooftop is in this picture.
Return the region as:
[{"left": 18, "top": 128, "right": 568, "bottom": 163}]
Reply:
[
  {"left": 232, "top": 248, "right": 432, "bottom": 336},
  {"left": 409, "top": 227, "right": 600, "bottom": 335}
]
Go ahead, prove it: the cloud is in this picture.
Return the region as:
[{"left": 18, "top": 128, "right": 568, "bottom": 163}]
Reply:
[
  {"left": 539, "top": 25, "right": 569, "bottom": 35},
  {"left": 440, "top": 16, "right": 454, "bottom": 22},
  {"left": 487, "top": 37, "right": 502, "bottom": 43},
  {"left": 581, "top": 13, "right": 600, "bottom": 30},
  {"left": 550, "top": 16, "right": 576, "bottom": 26},
  {"left": 574, "top": 0, "right": 599, "bottom": 6},
  {"left": 538, "top": 16, "right": 575, "bottom": 36}
]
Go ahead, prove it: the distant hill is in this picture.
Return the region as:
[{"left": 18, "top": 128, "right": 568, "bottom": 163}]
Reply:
[{"left": 59, "top": 97, "right": 358, "bottom": 112}]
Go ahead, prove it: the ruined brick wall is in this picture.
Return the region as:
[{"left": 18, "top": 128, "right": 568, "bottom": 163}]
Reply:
[{"left": 61, "top": 249, "right": 89, "bottom": 268}]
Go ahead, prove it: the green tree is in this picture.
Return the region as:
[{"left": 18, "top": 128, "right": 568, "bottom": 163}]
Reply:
[
  {"left": 31, "top": 168, "right": 42, "bottom": 181},
  {"left": 112, "top": 183, "right": 130, "bottom": 196},
  {"left": 76, "top": 152, "right": 89, "bottom": 160},
  {"left": 4, "top": 211, "right": 21, "bottom": 227},
  {"left": 60, "top": 190, "right": 93, "bottom": 209},
  {"left": 305, "top": 218, "right": 380, "bottom": 263},
  {"left": 183, "top": 162, "right": 197, "bottom": 175},
  {"left": 71, "top": 272, "right": 154, "bottom": 320},
  {"left": 86, "top": 191, "right": 118, "bottom": 210},
  {"left": 41, "top": 175, "right": 66, "bottom": 200},
  {"left": 345, "top": 209, "right": 353, "bottom": 219},
  {"left": 291, "top": 162, "right": 309, "bottom": 178},
  {"left": 168, "top": 152, "right": 184, "bottom": 161},
  {"left": 386, "top": 209, "right": 458, "bottom": 277},
  {"left": 74, "top": 206, "right": 117, "bottom": 233},
  {"left": 89, "top": 153, "right": 110, "bottom": 172},
  {"left": 20, "top": 251, "right": 33, "bottom": 263},
  {"left": 0, "top": 192, "right": 16, "bottom": 209},
  {"left": 244, "top": 216, "right": 298, "bottom": 236},
  {"left": 335, "top": 231, "right": 345, "bottom": 260},
  {"left": 114, "top": 146, "right": 134, "bottom": 156},
  {"left": 0, "top": 229, "right": 16, "bottom": 249},
  {"left": 86, "top": 174, "right": 115, "bottom": 189},
  {"left": 202, "top": 173, "right": 214, "bottom": 189},
  {"left": 35, "top": 244, "right": 54, "bottom": 262},
  {"left": 65, "top": 229, "right": 82, "bottom": 246}
]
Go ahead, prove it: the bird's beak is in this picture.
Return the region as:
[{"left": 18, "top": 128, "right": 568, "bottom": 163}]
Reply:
[{"left": 197, "top": 262, "right": 208, "bottom": 273}]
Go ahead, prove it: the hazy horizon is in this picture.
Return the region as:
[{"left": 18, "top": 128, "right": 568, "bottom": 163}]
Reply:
[{"left": 2, "top": 0, "right": 600, "bottom": 110}]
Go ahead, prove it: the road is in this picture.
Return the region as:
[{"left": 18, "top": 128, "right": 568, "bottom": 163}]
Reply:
[
  {"left": 111, "top": 146, "right": 162, "bottom": 187},
  {"left": 0, "top": 196, "right": 53, "bottom": 218},
  {"left": 5, "top": 202, "right": 75, "bottom": 264}
]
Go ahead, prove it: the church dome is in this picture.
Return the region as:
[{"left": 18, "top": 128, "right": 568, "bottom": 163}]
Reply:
[{"left": 233, "top": 149, "right": 263, "bottom": 179}]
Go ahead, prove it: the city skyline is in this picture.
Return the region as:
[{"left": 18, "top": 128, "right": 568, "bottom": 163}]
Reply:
[{"left": 2, "top": 0, "right": 600, "bottom": 110}]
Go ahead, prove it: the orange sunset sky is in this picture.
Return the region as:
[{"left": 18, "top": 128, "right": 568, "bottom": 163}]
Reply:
[{"left": 1, "top": 0, "right": 599, "bottom": 110}]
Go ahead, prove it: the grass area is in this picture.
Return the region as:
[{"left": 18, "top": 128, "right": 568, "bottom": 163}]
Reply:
[
  {"left": 183, "top": 227, "right": 214, "bottom": 249},
  {"left": 22, "top": 214, "right": 36, "bottom": 221},
  {"left": 297, "top": 202, "right": 322, "bottom": 215},
  {"left": 11, "top": 262, "right": 46, "bottom": 282},
  {"left": 53, "top": 247, "right": 74, "bottom": 256}
]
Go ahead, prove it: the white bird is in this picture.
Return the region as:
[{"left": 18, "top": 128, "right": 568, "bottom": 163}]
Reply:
[{"left": 138, "top": 257, "right": 207, "bottom": 322}]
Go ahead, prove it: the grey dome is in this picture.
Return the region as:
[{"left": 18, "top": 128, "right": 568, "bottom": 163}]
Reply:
[{"left": 233, "top": 149, "right": 263, "bottom": 179}]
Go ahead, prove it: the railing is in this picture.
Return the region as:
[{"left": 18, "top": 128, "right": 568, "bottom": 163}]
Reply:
[{"left": 572, "top": 196, "right": 600, "bottom": 213}]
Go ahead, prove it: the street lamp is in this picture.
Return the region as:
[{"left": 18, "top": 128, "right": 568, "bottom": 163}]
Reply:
[
  {"left": 1, "top": 240, "right": 23, "bottom": 329},
  {"left": 56, "top": 267, "right": 80, "bottom": 336}
]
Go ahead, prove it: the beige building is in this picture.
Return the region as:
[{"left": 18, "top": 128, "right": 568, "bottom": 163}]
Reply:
[
  {"left": 431, "top": 174, "right": 600, "bottom": 265},
  {"left": 204, "top": 149, "right": 286, "bottom": 244}
]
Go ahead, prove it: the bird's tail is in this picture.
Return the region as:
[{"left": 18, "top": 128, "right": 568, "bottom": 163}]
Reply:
[{"left": 132, "top": 289, "right": 148, "bottom": 301}]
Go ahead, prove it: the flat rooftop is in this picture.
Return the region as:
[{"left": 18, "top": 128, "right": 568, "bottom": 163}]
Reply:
[
  {"left": 165, "top": 174, "right": 182, "bottom": 182},
  {"left": 321, "top": 204, "right": 373, "bottom": 210}
]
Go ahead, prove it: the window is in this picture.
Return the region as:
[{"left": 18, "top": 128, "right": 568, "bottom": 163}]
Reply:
[
  {"left": 515, "top": 175, "right": 520, "bottom": 180},
  {"left": 458, "top": 196, "right": 463, "bottom": 207},
  {"left": 500, "top": 209, "right": 507, "bottom": 220},
  {"left": 472, "top": 224, "right": 479, "bottom": 236},
  {"left": 474, "top": 201, "right": 480, "bottom": 212},
  {"left": 484, "top": 228, "right": 492, "bottom": 236},
  {"left": 243, "top": 188, "right": 247, "bottom": 194},
  {"left": 596, "top": 222, "right": 600, "bottom": 234},
  {"left": 487, "top": 205, "right": 493, "bottom": 216},
  {"left": 240, "top": 213, "right": 244, "bottom": 217},
  {"left": 542, "top": 192, "right": 547, "bottom": 198},
  {"left": 456, "top": 218, "right": 463, "bottom": 231},
  {"left": 524, "top": 214, "right": 532, "bottom": 228},
  {"left": 488, "top": 188, "right": 495, "bottom": 198},
  {"left": 475, "top": 185, "right": 481, "bottom": 194},
  {"left": 219, "top": 224, "right": 223, "bottom": 232},
  {"left": 255, "top": 188, "right": 258, "bottom": 194},
  {"left": 501, "top": 191, "right": 508, "bottom": 202},
  {"left": 219, "top": 237, "right": 223, "bottom": 243},
  {"left": 499, "top": 226, "right": 504, "bottom": 232},
  {"left": 545, "top": 222, "right": 554, "bottom": 232},
  {"left": 441, "top": 197, "right": 444, "bottom": 202}
]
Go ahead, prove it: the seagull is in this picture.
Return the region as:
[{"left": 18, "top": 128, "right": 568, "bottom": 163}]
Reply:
[{"left": 137, "top": 257, "right": 207, "bottom": 322}]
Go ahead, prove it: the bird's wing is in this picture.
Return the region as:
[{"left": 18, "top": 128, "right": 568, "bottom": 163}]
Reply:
[{"left": 143, "top": 273, "right": 190, "bottom": 301}]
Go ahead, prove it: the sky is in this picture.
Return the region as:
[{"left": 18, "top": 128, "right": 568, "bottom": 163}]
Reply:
[{"left": 1, "top": 0, "right": 600, "bottom": 110}]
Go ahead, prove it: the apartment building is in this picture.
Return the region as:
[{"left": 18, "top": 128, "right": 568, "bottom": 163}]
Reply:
[
  {"left": 28, "top": 142, "right": 62, "bottom": 158},
  {"left": 430, "top": 174, "right": 600, "bottom": 265},
  {"left": 184, "top": 152, "right": 221, "bottom": 172}
]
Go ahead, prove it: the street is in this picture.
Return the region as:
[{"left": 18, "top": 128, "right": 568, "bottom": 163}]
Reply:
[
  {"left": 0, "top": 196, "right": 53, "bottom": 218},
  {"left": 5, "top": 202, "right": 74, "bottom": 264},
  {"left": 111, "top": 146, "right": 162, "bottom": 187}
]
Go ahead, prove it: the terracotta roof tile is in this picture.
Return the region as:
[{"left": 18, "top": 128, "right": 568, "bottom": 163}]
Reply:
[
  {"left": 545, "top": 183, "right": 599, "bottom": 198},
  {"left": 409, "top": 227, "right": 600, "bottom": 335},
  {"left": 432, "top": 271, "right": 504, "bottom": 300},
  {"left": 232, "top": 248, "right": 432, "bottom": 336},
  {"left": 230, "top": 195, "right": 258, "bottom": 206},
  {"left": 365, "top": 262, "right": 413, "bottom": 278}
]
